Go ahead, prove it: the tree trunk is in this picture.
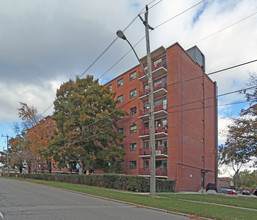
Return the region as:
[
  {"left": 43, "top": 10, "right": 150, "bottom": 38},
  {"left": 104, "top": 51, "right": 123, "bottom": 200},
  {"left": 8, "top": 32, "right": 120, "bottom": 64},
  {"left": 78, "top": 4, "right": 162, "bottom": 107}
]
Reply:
[{"left": 48, "top": 160, "right": 52, "bottom": 173}]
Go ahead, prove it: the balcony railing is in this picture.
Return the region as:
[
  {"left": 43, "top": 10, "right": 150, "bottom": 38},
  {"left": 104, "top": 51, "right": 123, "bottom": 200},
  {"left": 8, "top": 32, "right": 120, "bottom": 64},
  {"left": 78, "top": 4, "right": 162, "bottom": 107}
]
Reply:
[
  {"left": 139, "top": 147, "right": 167, "bottom": 156},
  {"left": 139, "top": 62, "right": 167, "bottom": 82},
  {"left": 139, "top": 104, "right": 167, "bottom": 117},
  {"left": 139, "top": 126, "right": 168, "bottom": 138},
  {"left": 139, "top": 168, "right": 167, "bottom": 176},
  {"left": 139, "top": 82, "right": 167, "bottom": 101}
]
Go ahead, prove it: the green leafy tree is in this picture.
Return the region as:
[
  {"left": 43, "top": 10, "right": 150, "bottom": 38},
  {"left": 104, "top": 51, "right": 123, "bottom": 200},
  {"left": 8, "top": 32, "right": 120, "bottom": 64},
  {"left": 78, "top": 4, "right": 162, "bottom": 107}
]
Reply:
[
  {"left": 238, "top": 170, "right": 257, "bottom": 190},
  {"left": 49, "top": 75, "right": 127, "bottom": 173},
  {"left": 219, "top": 73, "right": 257, "bottom": 189}
]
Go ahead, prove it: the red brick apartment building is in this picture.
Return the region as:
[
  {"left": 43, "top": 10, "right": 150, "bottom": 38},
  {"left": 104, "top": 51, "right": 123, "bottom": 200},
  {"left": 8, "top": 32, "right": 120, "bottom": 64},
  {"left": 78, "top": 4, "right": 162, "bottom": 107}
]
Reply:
[{"left": 105, "top": 43, "right": 217, "bottom": 192}]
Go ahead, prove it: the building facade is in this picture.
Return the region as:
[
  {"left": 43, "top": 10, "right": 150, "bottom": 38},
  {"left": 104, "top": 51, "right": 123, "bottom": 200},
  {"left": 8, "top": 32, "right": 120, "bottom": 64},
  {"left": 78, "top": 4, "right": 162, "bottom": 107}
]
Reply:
[{"left": 105, "top": 43, "right": 217, "bottom": 191}]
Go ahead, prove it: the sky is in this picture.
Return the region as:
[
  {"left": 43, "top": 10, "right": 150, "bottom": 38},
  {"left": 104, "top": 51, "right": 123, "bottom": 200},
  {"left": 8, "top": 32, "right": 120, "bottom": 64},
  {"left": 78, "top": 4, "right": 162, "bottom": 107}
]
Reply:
[{"left": 0, "top": 0, "right": 256, "bottom": 175}]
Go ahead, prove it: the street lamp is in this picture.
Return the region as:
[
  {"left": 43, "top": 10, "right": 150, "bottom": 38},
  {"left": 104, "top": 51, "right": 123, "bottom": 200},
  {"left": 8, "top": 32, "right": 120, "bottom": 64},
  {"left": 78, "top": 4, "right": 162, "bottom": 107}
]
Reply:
[
  {"left": 116, "top": 30, "right": 156, "bottom": 197},
  {"left": 116, "top": 30, "right": 147, "bottom": 77}
]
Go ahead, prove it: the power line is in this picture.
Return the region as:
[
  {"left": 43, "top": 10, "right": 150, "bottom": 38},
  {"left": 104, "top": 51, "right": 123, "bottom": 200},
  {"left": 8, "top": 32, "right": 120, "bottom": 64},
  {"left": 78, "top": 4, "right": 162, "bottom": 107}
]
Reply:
[
  {"left": 40, "top": 58, "right": 257, "bottom": 150},
  {"left": 33, "top": 82, "right": 257, "bottom": 153},
  {"left": 186, "top": 10, "right": 257, "bottom": 47},
  {"left": 98, "top": 0, "right": 206, "bottom": 81},
  {"left": 154, "top": 0, "right": 206, "bottom": 29},
  {"left": 219, "top": 100, "right": 252, "bottom": 107},
  {"left": 22, "top": 1, "right": 257, "bottom": 147},
  {"left": 81, "top": 84, "right": 257, "bottom": 137},
  {"left": 165, "top": 59, "right": 257, "bottom": 88},
  {"left": 98, "top": 1, "right": 257, "bottom": 84},
  {"left": 36, "top": 56, "right": 257, "bottom": 150},
  {"left": 48, "top": 97, "right": 254, "bottom": 149},
  {"left": 86, "top": 59, "right": 257, "bottom": 132},
  {"left": 40, "top": 0, "right": 159, "bottom": 116}
]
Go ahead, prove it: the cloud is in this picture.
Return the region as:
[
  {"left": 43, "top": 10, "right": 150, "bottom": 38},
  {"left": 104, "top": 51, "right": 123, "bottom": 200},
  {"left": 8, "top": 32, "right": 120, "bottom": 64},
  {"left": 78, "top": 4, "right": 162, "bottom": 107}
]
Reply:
[
  {"left": 0, "top": 0, "right": 256, "bottom": 139},
  {"left": 218, "top": 114, "right": 233, "bottom": 144}
]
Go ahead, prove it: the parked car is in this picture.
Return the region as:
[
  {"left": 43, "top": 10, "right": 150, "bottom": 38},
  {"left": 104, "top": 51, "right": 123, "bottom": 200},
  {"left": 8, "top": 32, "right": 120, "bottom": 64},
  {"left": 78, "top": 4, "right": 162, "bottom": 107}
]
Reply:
[
  {"left": 226, "top": 189, "right": 237, "bottom": 195},
  {"left": 220, "top": 188, "right": 228, "bottom": 194},
  {"left": 254, "top": 188, "right": 257, "bottom": 196},
  {"left": 206, "top": 183, "right": 217, "bottom": 192},
  {"left": 242, "top": 190, "right": 250, "bottom": 195},
  {"left": 220, "top": 189, "right": 237, "bottom": 195}
]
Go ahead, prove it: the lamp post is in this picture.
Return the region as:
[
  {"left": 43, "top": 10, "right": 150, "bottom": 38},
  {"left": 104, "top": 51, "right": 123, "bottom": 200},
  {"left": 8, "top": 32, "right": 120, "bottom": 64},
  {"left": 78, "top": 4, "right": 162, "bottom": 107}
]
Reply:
[
  {"left": 116, "top": 29, "right": 156, "bottom": 197},
  {"left": 2, "top": 134, "right": 10, "bottom": 177}
]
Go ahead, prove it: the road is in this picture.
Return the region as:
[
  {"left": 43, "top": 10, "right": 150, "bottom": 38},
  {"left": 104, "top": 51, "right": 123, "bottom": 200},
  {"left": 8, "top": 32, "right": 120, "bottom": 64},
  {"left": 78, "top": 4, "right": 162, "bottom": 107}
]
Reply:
[{"left": 0, "top": 178, "right": 189, "bottom": 220}]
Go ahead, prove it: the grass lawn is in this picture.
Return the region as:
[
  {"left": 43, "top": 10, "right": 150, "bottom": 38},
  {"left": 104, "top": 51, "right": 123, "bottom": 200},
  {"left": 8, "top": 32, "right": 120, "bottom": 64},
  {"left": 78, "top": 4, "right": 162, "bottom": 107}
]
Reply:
[
  {"left": 6, "top": 177, "right": 257, "bottom": 220},
  {"left": 161, "top": 193, "right": 257, "bottom": 210}
]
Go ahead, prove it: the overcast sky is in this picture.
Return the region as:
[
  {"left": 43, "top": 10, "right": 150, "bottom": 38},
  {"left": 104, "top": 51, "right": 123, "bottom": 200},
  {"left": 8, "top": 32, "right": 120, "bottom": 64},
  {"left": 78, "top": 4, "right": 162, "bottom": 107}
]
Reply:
[{"left": 0, "top": 0, "right": 257, "bottom": 174}]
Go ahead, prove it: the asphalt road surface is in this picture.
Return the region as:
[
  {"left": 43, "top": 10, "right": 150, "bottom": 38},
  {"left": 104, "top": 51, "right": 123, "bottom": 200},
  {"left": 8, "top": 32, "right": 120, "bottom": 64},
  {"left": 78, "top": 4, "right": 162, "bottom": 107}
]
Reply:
[{"left": 0, "top": 178, "right": 190, "bottom": 220}]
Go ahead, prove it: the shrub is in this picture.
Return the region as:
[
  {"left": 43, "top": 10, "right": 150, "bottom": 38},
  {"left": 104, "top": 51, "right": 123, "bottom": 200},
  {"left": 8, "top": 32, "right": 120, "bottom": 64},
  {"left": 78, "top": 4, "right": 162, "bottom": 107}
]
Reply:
[{"left": 4, "top": 173, "right": 176, "bottom": 192}]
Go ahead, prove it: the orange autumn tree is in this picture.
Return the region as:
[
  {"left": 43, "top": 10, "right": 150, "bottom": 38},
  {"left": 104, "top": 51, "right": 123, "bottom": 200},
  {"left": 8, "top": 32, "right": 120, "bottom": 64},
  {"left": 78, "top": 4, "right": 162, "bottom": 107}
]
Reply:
[
  {"left": 17, "top": 102, "right": 56, "bottom": 173},
  {"left": 26, "top": 116, "right": 57, "bottom": 173},
  {"left": 8, "top": 136, "right": 25, "bottom": 173}
]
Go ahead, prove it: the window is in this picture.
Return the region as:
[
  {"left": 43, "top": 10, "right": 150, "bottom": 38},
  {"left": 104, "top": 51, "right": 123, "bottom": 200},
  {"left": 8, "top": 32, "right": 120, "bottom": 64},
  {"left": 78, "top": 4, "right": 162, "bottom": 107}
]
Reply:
[
  {"left": 119, "top": 128, "right": 124, "bottom": 135},
  {"left": 130, "top": 71, "right": 136, "bottom": 81},
  {"left": 130, "top": 89, "right": 137, "bottom": 99},
  {"left": 155, "top": 139, "right": 167, "bottom": 148},
  {"left": 143, "top": 160, "right": 149, "bottom": 169},
  {"left": 143, "top": 102, "right": 149, "bottom": 111},
  {"left": 153, "top": 56, "right": 166, "bottom": 69},
  {"left": 117, "top": 95, "right": 123, "bottom": 103},
  {"left": 130, "top": 107, "right": 137, "bottom": 116},
  {"left": 153, "top": 76, "right": 167, "bottom": 88},
  {"left": 201, "top": 83, "right": 204, "bottom": 88},
  {"left": 129, "top": 161, "right": 137, "bottom": 169},
  {"left": 156, "top": 160, "right": 167, "bottom": 170},
  {"left": 109, "top": 84, "right": 112, "bottom": 91},
  {"left": 117, "top": 78, "right": 123, "bottom": 87},
  {"left": 143, "top": 141, "right": 149, "bottom": 149},
  {"left": 154, "top": 96, "right": 167, "bottom": 110},
  {"left": 130, "top": 143, "right": 137, "bottom": 151},
  {"left": 144, "top": 121, "right": 149, "bottom": 129},
  {"left": 143, "top": 83, "right": 149, "bottom": 91},
  {"left": 119, "top": 144, "right": 124, "bottom": 149},
  {"left": 130, "top": 125, "right": 137, "bottom": 134},
  {"left": 155, "top": 117, "right": 167, "bottom": 127}
]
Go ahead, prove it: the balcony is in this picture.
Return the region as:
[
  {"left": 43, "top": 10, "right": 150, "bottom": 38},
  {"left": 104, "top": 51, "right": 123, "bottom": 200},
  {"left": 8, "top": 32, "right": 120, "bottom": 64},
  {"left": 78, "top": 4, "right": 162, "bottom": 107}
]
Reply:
[
  {"left": 139, "top": 168, "right": 168, "bottom": 178},
  {"left": 139, "top": 126, "right": 168, "bottom": 139},
  {"left": 139, "top": 147, "right": 168, "bottom": 158},
  {"left": 139, "top": 62, "right": 167, "bottom": 83},
  {"left": 139, "top": 83, "right": 167, "bottom": 102},
  {"left": 139, "top": 104, "right": 167, "bottom": 120}
]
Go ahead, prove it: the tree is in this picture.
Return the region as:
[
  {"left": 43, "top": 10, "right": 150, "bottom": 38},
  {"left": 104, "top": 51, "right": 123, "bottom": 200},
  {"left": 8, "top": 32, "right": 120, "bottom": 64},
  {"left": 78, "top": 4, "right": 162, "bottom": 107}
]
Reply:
[
  {"left": 18, "top": 102, "right": 43, "bottom": 130},
  {"left": 16, "top": 102, "right": 54, "bottom": 173},
  {"left": 219, "top": 73, "right": 257, "bottom": 189},
  {"left": 8, "top": 137, "right": 25, "bottom": 173},
  {"left": 48, "top": 75, "right": 127, "bottom": 173},
  {"left": 26, "top": 117, "right": 57, "bottom": 173},
  {"left": 238, "top": 170, "right": 257, "bottom": 190}
]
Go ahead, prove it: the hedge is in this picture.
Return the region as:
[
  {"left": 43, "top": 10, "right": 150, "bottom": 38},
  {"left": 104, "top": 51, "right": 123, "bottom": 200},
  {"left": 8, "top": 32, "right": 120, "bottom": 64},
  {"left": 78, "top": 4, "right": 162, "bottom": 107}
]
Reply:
[{"left": 4, "top": 173, "right": 176, "bottom": 192}]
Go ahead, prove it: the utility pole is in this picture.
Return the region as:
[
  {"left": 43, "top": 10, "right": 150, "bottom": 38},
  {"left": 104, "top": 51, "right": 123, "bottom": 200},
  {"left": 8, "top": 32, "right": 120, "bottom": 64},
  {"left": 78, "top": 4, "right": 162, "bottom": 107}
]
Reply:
[
  {"left": 139, "top": 6, "right": 156, "bottom": 197},
  {"left": 116, "top": 5, "right": 156, "bottom": 197},
  {"left": 2, "top": 134, "right": 10, "bottom": 177}
]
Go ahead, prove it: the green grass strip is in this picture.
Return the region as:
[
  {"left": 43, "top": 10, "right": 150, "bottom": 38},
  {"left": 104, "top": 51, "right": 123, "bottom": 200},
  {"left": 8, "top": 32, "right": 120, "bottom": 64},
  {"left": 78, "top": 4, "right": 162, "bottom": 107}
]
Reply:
[
  {"left": 6, "top": 177, "right": 257, "bottom": 220},
  {"left": 161, "top": 193, "right": 257, "bottom": 210}
]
